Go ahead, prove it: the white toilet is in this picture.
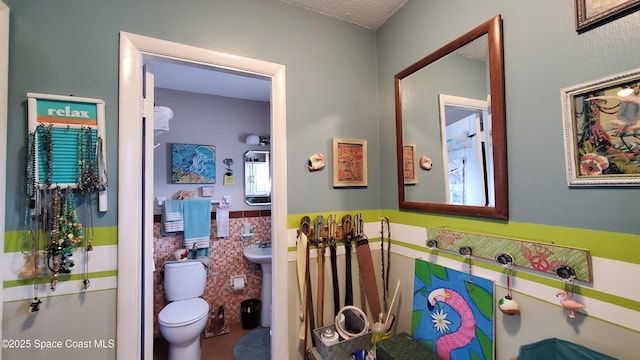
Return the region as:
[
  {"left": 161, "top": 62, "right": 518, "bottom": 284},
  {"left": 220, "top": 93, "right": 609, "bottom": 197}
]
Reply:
[{"left": 158, "top": 260, "right": 209, "bottom": 360}]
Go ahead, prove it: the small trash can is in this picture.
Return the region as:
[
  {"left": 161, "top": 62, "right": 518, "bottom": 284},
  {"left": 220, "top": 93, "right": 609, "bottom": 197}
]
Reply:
[{"left": 241, "top": 298, "right": 261, "bottom": 330}]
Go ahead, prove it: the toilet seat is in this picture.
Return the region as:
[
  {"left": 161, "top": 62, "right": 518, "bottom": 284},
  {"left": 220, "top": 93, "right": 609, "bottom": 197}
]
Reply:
[{"left": 158, "top": 298, "right": 209, "bottom": 328}]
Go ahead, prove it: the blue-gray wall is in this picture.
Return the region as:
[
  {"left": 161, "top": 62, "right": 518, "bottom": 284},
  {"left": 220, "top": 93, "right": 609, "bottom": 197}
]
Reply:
[
  {"left": 153, "top": 88, "right": 271, "bottom": 212},
  {"left": 4, "top": 0, "right": 379, "bottom": 233},
  {"left": 6, "top": 0, "right": 637, "bottom": 233},
  {"left": 3, "top": 0, "right": 640, "bottom": 358},
  {"left": 378, "top": 0, "right": 640, "bottom": 234},
  {"left": 3, "top": 1, "right": 378, "bottom": 358}
]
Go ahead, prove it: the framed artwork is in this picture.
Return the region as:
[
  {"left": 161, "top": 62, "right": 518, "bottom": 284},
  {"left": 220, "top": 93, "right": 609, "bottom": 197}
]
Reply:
[
  {"left": 332, "top": 137, "right": 367, "bottom": 187},
  {"left": 412, "top": 259, "right": 494, "bottom": 360},
  {"left": 575, "top": 0, "right": 640, "bottom": 32},
  {"left": 171, "top": 143, "right": 216, "bottom": 184},
  {"left": 27, "top": 93, "right": 106, "bottom": 189},
  {"left": 403, "top": 142, "right": 418, "bottom": 184},
  {"left": 561, "top": 67, "right": 640, "bottom": 186},
  {"left": 200, "top": 186, "right": 214, "bottom": 197}
]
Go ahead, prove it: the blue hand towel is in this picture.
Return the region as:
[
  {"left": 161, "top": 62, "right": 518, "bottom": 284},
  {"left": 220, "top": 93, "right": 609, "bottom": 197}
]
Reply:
[
  {"left": 183, "top": 199, "right": 211, "bottom": 249},
  {"left": 162, "top": 200, "right": 184, "bottom": 233}
]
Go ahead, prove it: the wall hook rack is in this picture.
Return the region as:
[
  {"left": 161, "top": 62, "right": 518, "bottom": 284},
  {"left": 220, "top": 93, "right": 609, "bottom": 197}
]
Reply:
[
  {"left": 555, "top": 265, "right": 576, "bottom": 282},
  {"left": 425, "top": 228, "right": 593, "bottom": 282},
  {"left": 458, "top": 246, "right": 473, "bottom": 258},
  {"left": 496, "top": 253, "right": 514, "bottom": 267}
]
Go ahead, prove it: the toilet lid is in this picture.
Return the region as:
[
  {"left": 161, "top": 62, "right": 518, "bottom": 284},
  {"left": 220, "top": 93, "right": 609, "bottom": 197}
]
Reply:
[{"left": 158, "top": 298, "right": 209, "bottom": 327}]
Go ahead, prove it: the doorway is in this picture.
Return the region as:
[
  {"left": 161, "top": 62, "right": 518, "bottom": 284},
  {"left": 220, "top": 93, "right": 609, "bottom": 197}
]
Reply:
[
  {"left": 439, "top": 94, "right": 493, "bottom": 207},
  {"left": 117, "top": 32, "right": 288, "bottom": 359}
]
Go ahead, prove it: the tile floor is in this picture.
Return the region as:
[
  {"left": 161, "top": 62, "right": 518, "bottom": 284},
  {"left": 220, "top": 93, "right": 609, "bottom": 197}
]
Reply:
[{"left": 154, "top": 322, "right": 254, "bottom": 360}]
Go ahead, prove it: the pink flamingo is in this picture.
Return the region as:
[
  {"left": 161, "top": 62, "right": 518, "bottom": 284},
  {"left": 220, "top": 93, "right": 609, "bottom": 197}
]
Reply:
[
  {"left": 556, "top": 290, "right": 585, "bottom": 318},
  {"left": 427, "top": 288, "right": 476, "bottom": 360}
]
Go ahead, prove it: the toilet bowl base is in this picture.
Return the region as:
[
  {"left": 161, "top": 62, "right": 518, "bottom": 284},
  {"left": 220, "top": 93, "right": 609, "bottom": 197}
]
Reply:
[
  {"left": 168, "top": 337, "right": 200, "bottom": 360},
  {"left": 160, "top": 310, "right": 208, "bottom": 360}
]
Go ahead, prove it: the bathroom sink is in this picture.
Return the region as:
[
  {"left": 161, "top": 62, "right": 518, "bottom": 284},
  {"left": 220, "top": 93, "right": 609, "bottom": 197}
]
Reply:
[
  {"left": 243, "top": 244, "right": 273, "bottom": 327},
  {"left": 244, "top": 245, "right": 272, "bottom": 265}
]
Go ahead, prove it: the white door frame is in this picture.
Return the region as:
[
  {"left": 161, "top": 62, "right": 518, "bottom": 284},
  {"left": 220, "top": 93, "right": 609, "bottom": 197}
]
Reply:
[
  {"left": 118, "top": 32, "right": 288, "bottom": 359},
  {"left": 0, "top": 3, "right": 10, "bottom": 354}
]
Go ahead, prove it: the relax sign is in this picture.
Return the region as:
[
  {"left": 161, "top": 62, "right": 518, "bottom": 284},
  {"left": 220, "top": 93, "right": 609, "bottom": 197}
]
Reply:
[{"left": 35, "top": 99, "right": 98, "bottom": 125}]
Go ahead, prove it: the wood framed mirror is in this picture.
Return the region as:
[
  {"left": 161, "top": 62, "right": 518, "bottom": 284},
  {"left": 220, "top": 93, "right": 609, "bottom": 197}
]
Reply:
[{"left": 395, "top": 14, "right": 508, "bottom": 219}]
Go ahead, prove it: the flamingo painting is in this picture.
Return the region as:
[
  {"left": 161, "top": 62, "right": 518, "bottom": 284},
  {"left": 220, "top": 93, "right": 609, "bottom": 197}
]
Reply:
[
  {"left": 413, "top": 259, "right": 494, "bottom": 360},
  {"left": 427, "top": 288, "right": 477, "bottom": 360}
]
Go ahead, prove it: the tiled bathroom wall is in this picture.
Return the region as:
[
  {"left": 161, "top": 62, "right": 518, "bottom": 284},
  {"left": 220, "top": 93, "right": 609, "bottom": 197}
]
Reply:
[{"left": 152, "top": 210, "right": 271, "bottom": 337}]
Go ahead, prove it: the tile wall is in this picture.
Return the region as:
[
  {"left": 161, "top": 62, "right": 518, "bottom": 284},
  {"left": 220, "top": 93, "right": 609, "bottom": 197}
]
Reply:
[{"left": 152, "top": 210, "right": 271, "bottom": 337}]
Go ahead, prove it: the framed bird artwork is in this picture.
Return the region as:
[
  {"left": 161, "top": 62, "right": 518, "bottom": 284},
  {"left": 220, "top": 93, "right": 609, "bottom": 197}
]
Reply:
[{"left": 561, "top": 67, "right": 640, "bottom": 187}]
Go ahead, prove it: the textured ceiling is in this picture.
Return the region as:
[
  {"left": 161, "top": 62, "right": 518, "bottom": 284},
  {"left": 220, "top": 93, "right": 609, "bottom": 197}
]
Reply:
[
  {"left": 151, "top": 0, "right": 410, "bottom": 104},
  {"left": 281, "top": 0, "right": 408, "bottom": 29}
]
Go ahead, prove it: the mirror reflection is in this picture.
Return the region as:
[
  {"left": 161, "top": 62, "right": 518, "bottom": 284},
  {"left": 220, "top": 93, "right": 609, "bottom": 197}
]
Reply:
[
  {"left": 395, "top": 15, "right": 508, "bottom": 219},
  {"left": 244, "top": 150, "right": 271, "bottom": 205},
  {"left": 440, "top": 94, "right": 493, "bottom": 206}
]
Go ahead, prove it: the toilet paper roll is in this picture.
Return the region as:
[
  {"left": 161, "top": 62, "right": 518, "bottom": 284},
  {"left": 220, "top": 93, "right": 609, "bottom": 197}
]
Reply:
[{"left": 231, "top": 276, "right": 245, "bottom": 291}]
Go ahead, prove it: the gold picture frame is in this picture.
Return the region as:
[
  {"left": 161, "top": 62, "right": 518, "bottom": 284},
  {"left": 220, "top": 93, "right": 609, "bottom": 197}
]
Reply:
[
  {"left": 576, "top": 0, "right": 640, "bottom": 32},
  {"left": 403, "top": 142, "right": 418, "bottom": 184},
  {"left": 332, "top": 137, "right": 368, "bottom": 187}
]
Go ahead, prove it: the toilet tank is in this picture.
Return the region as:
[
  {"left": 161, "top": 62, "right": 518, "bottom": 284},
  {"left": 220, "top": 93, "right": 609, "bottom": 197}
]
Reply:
[{"left": 163, "top": 261, "right": 207, "bottom": 301}]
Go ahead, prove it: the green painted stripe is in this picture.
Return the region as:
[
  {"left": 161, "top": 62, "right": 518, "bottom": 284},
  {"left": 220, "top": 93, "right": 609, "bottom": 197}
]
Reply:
[
  {"left": 286, "top": 230, "right": 639, "bottom": 312},
  {"left": 289, "top": 210, "right": 639, "bottom": 263},
  {"left": 504, "top": 288, "right": 640, "bottom": 335},
  {"left": 3, "top": 288, "right": 117, "bottom": 304},
  {"left": 4, "top": 226, "right": 118, "bottom": 253},
  {"left": 378, "top": 210, "right": 639, "bottom": 264},
  {"left": 392, "top": 239, "right": 640, "bottom": 313},
  {"left": 3, "top": 270, "right": 117, "bottom": 288}
]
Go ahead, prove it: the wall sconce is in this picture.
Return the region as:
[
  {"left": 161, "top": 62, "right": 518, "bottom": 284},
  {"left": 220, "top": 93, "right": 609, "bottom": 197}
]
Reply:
[
  {"left": 245, "top": 134, "right": 270, "bottom": 146},
  {"left": 245, "top": 134, "right": 260, "bottom": 145}
]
